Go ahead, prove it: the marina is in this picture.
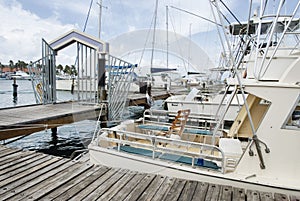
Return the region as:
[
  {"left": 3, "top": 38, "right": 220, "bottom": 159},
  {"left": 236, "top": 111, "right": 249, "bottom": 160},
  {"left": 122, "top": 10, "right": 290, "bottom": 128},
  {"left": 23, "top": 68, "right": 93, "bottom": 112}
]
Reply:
[
  {"left": 0, "top": 145, "right": 298, "bottom": 200},
  {"left": 1, "top": 0, "right": 300, "bottom": 199}
]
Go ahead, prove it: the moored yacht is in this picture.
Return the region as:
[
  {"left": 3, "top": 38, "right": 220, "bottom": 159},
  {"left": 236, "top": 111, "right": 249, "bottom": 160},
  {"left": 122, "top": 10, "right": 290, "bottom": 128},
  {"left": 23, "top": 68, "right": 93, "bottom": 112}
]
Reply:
[{"left": 88, "top": 0, "right": 300, "bottom": 195}]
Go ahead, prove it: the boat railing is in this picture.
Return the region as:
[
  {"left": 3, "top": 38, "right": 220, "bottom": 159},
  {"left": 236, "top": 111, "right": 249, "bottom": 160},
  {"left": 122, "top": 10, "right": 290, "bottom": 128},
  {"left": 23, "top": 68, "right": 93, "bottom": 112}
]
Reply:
[
  {"left": 96, "top": 128, "right": 226, "bottom": 173},
  {"left": 142, "top": 109, "right": 217, "bottom": 131}
]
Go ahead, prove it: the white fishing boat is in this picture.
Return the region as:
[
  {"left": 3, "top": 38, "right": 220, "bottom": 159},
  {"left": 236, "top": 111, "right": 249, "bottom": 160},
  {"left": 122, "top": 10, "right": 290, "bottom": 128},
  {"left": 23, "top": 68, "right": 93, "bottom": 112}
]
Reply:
[
  {"left": 89, "top": 0, "right": 300, "bottom": 195},
  {"left": 6, "top": 70, "right": 31, "bottom": 80}
]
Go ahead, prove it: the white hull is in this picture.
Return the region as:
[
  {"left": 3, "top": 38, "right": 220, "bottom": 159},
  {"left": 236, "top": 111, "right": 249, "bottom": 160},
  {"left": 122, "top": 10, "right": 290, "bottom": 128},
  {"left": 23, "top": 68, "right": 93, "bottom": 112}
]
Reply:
[{"left": 89, "top": 143, "right": 300, "bottom": 196}]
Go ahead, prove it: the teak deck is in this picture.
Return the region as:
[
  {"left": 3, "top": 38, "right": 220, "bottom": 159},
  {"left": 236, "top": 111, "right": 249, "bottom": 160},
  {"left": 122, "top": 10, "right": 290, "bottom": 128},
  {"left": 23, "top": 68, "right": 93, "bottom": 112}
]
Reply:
[{"left": 0, "top": 145, "right": 299, "bottom": 201}]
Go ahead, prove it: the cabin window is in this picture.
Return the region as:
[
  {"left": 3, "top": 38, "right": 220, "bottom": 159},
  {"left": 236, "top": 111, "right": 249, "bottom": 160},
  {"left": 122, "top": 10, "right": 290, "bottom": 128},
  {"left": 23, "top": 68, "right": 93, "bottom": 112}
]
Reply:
[{"left": 284, "top": 97, "right": 300, "bottom": 130}]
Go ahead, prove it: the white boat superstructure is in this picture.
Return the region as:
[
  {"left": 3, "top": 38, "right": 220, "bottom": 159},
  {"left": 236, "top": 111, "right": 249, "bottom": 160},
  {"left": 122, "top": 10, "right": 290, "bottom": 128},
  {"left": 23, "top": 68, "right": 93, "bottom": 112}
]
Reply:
[
  {"left": 89, "top": 0, "right": 300, "bottom": 195},
  {"left": 165, "top": 86, "right": 245, "bottom": 125}
]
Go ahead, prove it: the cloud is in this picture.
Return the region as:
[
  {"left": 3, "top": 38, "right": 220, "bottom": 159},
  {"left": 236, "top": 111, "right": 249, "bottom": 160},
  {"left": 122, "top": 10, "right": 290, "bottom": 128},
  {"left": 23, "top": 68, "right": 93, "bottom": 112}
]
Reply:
[
  {"left": 0, "top": 0, "right": 243, "bottom": 66},
  {"left": 0, "top": 0, "right": 76, "bottom": 64}
]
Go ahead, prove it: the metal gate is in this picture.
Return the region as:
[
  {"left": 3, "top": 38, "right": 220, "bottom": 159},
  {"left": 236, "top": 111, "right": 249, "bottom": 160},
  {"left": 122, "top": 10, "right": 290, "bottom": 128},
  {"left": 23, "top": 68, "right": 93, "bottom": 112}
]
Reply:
[
  {"left": 28, "top": 39, "right": 56, "bottom": 104},
  {"left": 76, "top": 43, "right": 99, "bottom": 104},
  {"left": 107, "top": 55, "right": 137, "bottom": 121}
]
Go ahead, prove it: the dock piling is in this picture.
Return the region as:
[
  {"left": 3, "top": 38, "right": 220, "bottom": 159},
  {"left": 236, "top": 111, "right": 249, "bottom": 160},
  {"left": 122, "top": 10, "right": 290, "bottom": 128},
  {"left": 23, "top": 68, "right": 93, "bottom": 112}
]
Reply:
[{"left": 12, "top": 78, "right": 18, "bottom": 103}]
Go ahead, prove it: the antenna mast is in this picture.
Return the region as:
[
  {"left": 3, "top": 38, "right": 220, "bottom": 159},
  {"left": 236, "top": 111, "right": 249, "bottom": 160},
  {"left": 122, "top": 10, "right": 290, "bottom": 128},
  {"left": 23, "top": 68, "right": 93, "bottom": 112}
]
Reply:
[
  {"left": 150, "top": 0, "right": 159, "bottom": 70},
  {"left": 97, "top": 0, "right": 107, "bottom": 39}
]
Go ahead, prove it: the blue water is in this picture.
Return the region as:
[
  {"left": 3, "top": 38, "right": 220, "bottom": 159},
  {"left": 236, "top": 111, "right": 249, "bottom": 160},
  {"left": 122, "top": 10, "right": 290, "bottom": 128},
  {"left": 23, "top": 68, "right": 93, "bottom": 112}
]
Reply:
[{"left": 0, "top": 79, "right": 161, "bottom": 158}]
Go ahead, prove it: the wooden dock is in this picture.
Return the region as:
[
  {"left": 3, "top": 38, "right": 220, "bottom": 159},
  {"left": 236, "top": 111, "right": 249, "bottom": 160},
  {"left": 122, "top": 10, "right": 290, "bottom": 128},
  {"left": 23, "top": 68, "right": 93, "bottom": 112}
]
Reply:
[
  {"left": 0, "top": 145, "right": 299, "bottom": 201},
  {"left": 0, "top": 102, "right": 104, "bottom": 140}
]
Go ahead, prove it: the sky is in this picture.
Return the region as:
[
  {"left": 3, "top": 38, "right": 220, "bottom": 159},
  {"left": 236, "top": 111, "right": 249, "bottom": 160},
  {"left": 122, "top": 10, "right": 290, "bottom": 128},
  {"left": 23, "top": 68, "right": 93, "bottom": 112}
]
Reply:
[{"left": 0, "top": 0, "right": 262, "bottom": 68}]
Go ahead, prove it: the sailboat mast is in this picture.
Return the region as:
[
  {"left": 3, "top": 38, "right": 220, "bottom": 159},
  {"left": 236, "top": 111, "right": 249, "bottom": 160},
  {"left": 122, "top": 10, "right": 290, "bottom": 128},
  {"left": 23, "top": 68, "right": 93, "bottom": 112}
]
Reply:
[
  {"left": 98, "top": 0, "right": 102, "bottom": 38},
  {"left": 97, "top": 0, "right": 107, "bottom": 38},
  {"left": 166, "top": 5, "right": 169, "bottom": 69},
  {"left": 150, "top": 0, "right": 159, "bottom": 70}
]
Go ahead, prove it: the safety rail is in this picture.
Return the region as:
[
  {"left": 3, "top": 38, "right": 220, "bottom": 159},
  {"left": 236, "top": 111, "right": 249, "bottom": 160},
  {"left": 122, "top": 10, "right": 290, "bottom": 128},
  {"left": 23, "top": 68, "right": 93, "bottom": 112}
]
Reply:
[
  {"left": 96, "top": 128, "right": 226, "bottom": 173},
  {"left": 142, "top": 109, "right": 217, "bottom": 132}
]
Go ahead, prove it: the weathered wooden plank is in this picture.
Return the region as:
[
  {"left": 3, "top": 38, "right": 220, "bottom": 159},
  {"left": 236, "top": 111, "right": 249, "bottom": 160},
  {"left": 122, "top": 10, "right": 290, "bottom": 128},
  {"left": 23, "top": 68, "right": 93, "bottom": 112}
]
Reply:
[
  {"left": 0, "top": 157, "right": 68, "bottom": 199},
  {"left": 218, "top": 185, "right": 233, "bottom": 201},
  {"left": 0, "top": 154, "right": 47, "bottom": 181},
  {"left": 274, "top": 193, "right": 289, "bottom": 201},
  {"left": 68, "top": 167, "right": 119, "bottom": 201},
  {"left": 9, "top": 161, "right": 92, "bottom": 200},
  {"left": 51, "top": 166, "right": 111, "bottom": 201},
  {"left": 40, "top": 165, "right": 104, "bottom": 200},
  {"left": 150, "top": 177, "right": 176, "bottom": 200},
  {"left": 137, "top": 175, "right": 167, "bottom": 201},
  {"left": 0, "top": 151, "right": 39, "bottom": 171},
  {"left": 0, "top": 147, "right": 21, "bottom": 158},
  {"left": 191, "top": 182, "right": 209, "bottom": 201},
  {"left": 163, "top": 178, "right": 187, "bottom": 201},
  {"left": 107, "top": 172, "right": 147, "bottom": 201},
  {"left": 0, "top": 150, "right": 35, "bottom": 167},
  {"left": 0, "top": 158, "right": 74, "bottom": 200},
  {"left": 123, "top": 174, "right": 156, "bottom": 201},
  {"left": 81, "top": 168, "right": 127, "bottom": 201},
  {"left": 246, "top": 190, "right": 261, "bottom": 201},
  {"left": 24, "top": 162, "right": 93, "bottom": 200},
  {"left": 205, "top": 184, "right": 221, "bottom": 201},
  {"left": 0, "top": 146, "right": 298, "bottom": 201},
  {"left": 232, "top": 187, "right": 246, "bottom": 201},
  {"left": 0, "top": 155, "right": 57, "bottom": 186},
  {"left": 178, "top": 180, "right": 198, "bottom": 201},
  {"left": 102, "top": 172, "right": 145, "bottom": 201},
  {"left": 97, "top": 170, "right": 137, "bottom": 200}
]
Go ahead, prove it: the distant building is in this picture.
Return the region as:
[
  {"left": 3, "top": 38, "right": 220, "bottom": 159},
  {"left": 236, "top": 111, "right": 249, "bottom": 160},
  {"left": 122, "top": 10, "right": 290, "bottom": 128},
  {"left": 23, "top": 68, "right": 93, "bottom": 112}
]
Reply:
[{"left": 0, "top": 66, "right": 29, "bottom": 73}]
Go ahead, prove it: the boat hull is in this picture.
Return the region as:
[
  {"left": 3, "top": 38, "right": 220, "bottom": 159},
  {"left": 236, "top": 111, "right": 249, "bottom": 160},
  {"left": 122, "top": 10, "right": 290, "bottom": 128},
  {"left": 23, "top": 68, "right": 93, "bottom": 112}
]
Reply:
[{"left": 88, "top": 143, "right": 300, "bottom": 196}]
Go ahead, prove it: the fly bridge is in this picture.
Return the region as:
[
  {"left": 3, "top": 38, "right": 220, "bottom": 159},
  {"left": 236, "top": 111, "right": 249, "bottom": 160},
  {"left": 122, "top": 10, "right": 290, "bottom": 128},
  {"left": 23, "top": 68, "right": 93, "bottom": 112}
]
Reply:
[{"left": 28, "top": 29, "right": 109, "bottom": 105}]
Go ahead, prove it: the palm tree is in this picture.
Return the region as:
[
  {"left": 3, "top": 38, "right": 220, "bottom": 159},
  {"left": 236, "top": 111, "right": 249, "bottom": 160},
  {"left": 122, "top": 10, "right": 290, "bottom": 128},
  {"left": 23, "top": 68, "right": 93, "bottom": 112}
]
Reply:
[
  {"left": 0, "top": 62, "right": 4, "bottom": 73},
  {"left": 56, "top": 64, "right": 64, "bottom": 75},
  {"left": 63, "top": 65, "right": 71, "bottom": 75},
  {"left": 19, "top": 60, "right": 27, "bottom": 71},
  {"left": 9, "top": 60, "right": 14, "bottom": 72},
  {"left": 71, "top": 65, "right": 78, "bottom": 76}
]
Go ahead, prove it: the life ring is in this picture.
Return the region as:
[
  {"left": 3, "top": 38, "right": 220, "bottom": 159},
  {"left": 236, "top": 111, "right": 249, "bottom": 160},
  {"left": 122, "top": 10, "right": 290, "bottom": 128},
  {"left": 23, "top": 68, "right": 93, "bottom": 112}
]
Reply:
[{"left": 36, "top": 82, "right": 43, "bottom": 101}]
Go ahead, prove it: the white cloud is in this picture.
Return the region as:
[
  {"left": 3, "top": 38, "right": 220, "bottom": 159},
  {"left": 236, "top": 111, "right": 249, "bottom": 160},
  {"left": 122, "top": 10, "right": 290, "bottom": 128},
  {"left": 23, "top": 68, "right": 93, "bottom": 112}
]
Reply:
[
  {"left": 0, "top": 0, "right": 243, "bottom": 66},
  {"left": 0, "top": 0, "right": 75, "bottom": 64}
]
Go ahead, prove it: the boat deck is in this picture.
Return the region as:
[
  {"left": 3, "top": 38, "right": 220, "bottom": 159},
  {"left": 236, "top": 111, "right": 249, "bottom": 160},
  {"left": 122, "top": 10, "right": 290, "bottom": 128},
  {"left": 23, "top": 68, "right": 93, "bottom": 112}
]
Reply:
[{"left": 0, "top": 145, "right": 299, "bottom": 200}]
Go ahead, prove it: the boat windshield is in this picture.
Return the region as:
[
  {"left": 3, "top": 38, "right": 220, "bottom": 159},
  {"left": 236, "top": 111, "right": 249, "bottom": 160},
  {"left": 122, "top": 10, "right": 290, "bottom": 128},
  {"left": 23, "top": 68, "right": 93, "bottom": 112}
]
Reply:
[{"left": 284, "top": 96, "right": 300, "bottom": 130}]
